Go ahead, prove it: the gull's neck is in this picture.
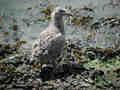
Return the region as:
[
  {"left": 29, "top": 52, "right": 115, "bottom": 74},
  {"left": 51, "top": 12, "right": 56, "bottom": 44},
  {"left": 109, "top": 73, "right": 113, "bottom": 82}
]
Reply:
[{"left": 50, "top": 14, "right": 65, "bottom": 35}]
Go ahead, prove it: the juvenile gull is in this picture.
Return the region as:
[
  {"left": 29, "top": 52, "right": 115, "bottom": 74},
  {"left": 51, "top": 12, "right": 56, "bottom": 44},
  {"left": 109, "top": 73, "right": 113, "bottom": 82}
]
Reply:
[{"left": 31, "top": 7, "right": 72, "bottom": 67}]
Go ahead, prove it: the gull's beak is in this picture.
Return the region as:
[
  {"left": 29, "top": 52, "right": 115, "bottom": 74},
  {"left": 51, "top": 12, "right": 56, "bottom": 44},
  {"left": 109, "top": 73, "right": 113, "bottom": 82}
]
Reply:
[
  {"left": 65, "top": 12, "right": 73, "bottom": 16},
  {"left": 63, "top": 9, "right": 73, "bottom": 16}
]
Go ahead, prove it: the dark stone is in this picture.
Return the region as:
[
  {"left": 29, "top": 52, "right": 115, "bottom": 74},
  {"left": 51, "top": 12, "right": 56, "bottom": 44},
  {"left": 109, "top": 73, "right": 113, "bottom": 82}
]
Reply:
[{"left": 40, "top": 64, "right": 54, "bottom": 81}]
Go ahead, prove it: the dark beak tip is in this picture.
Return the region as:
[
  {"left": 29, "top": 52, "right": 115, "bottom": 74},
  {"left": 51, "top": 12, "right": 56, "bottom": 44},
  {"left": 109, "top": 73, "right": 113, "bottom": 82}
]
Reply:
[
  {"left": 66, "top": 13, "right": 73, "bottom": 16},
  {"left": 70, "top": 14, "right": 73, "bottom": 16}
]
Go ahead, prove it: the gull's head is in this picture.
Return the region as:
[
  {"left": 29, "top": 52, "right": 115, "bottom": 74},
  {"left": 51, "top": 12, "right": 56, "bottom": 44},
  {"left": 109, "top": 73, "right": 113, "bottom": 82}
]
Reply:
[{"left": 51, "top": 7, "right": 72, "bottom": 19}]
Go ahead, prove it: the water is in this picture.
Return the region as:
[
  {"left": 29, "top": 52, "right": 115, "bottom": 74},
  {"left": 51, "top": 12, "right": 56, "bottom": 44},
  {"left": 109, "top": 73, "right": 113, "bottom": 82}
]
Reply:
[{"left": 0, "top": 0, "right": 120, "bottom": 49}]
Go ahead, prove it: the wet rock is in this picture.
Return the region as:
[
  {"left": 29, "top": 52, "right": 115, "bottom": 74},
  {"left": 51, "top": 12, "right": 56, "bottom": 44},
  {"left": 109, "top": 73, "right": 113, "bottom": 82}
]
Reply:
[
  {"left": 0, "top": 38, "right": 120, "bottom": 90},
  {"left": 0, "top": 84, "right": 6, "bottom": 89},
  {"left": 40, "top": 64, "right": 54, "bottom": 81},
  {"left": 90, "top": 70, "right": 105, "bottom": 80}
]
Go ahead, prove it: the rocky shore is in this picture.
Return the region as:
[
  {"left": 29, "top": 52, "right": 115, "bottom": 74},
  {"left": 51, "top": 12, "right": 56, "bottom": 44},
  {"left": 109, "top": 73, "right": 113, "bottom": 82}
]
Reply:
[{"left": 0, "top": 39, "right": 120, "bottom": 90}]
